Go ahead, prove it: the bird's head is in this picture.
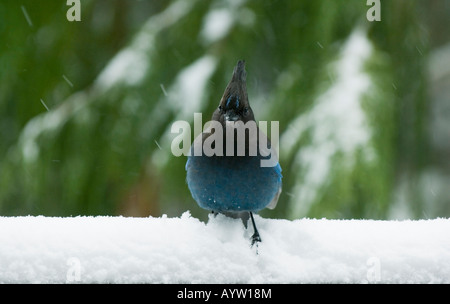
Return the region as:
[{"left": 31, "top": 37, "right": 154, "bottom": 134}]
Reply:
[{"left": 212, "top": 60, "right": 255, "bottom": 124}]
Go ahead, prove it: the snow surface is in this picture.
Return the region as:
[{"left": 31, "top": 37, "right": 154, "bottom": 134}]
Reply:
[{"left": 0, "top": 212, "right": 449, "bottom": 283}]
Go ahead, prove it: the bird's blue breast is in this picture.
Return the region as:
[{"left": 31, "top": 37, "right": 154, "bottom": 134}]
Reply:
[{"left": 186, "top": 153, "right": 282, "bottom": 213}]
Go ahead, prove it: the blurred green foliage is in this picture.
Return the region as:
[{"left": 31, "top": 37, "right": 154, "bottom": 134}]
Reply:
[{"left": 0, "top": 0, "right": 449, "bottom": 220}]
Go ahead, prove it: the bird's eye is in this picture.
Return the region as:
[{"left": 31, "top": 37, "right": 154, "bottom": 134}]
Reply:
[{"left": 218, "top": 105, "right": 223, "bottom": 111}]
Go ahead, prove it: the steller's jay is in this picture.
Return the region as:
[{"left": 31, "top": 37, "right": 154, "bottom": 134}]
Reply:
[{"left": 185, "top": 60, "right": 282, "bottom": 246}]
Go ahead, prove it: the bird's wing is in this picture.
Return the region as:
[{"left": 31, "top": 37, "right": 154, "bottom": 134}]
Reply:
[
  {"left": 266, "top": 162, "right": 282, "bottom": 210},
  {"left": 267, "top": 184, "right": 282, "bottom": 210}
]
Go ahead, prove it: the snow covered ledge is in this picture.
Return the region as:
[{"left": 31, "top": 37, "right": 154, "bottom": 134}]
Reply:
[{"left": 0, "top": 212, "right": 449, "bottom": 283}]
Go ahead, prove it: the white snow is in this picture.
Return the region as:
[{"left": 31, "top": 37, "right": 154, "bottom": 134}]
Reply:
[
  {"left": 94, "top": 21, "right": 151, "bottom": 90},
  {"left": 95, "top": 47, "right": 150, "bottom": 88},
  {"left": 150, "top": 55, "right": 218, "bottom": 168},
  {"left": 200, "top": 9, "right": 235, "bottom": 44},
  {"left": 20, "top": 5, "right": 33, "bottom": 27},
  {"left": 280, "top": 28, "right": 375, "bottom": 217},
  {"left": 199, "top": 0, "right": 255, "bottom": 45},
  {"left": 0, "top": 212, "right": 449, "bottom": 283},
  {"left": 19, "top": 92, "right": 89, "bottom": 163},
  {"left": 94, "top": 0, "right": 198, "bottom": 90},
  {"left": 166, "top": 56, "right": 218, "bottom": 119},
  {"left": 16, "top": 0, "right": 201, "bottom": 165}
]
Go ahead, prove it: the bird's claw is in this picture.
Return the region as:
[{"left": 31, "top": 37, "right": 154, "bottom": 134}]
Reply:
[{"left": 251, "top": 232, "right": 261, "bottom": 247}]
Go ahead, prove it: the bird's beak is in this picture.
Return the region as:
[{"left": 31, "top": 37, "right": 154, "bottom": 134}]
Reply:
[{"left": 224, "top": 110, "right": 239, "bottom": 121}]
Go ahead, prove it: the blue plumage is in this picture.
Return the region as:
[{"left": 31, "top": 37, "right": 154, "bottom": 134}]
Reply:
[
  {"left": 186, "top": 154, "right": 282, "bottom": 212},
  {"left": 185, "top": 60, "right": 282, "bottom": 245}
]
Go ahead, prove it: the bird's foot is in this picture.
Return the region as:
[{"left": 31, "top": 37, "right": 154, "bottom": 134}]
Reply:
[
  {"left": 250, "top": 232, "right": 261, "bottom": 255},
  {"left": 249, "top": 212, "right": 261, "bottom": 252},
  {"left": 250, "top": 231, "right": 261, "bottom": 247}
]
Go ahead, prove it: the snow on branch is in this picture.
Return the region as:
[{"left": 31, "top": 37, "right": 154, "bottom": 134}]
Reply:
[{"left": 0, "top": 212, "right": 449, "bottom": 283}]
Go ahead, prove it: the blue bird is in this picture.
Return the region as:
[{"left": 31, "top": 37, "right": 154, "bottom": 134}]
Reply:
[{"left": 186, "top": 60, "right": 282, "bottom": 245}]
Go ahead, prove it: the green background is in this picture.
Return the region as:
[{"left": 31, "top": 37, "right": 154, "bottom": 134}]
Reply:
[{"left": 1, "top": 0, "right": 449, "bottom": 221}]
